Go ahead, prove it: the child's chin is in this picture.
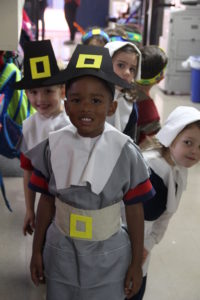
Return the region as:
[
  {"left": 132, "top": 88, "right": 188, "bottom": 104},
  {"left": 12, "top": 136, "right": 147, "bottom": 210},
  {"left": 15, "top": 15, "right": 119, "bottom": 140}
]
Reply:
[{"left": 183, "top": 161, "right": 197, "bottom": 168}]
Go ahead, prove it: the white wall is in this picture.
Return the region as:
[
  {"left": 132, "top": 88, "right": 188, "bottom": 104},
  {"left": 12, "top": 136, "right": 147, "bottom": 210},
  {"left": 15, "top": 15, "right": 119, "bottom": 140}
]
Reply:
[{"left": 0, "top": 0, "right": 24, "bottom": 51}]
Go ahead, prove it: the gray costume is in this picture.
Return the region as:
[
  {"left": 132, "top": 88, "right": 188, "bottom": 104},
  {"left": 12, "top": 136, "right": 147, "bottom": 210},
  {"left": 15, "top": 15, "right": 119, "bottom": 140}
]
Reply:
[{"left": 29, "top": 123, "right": 154, "bottom": 300}]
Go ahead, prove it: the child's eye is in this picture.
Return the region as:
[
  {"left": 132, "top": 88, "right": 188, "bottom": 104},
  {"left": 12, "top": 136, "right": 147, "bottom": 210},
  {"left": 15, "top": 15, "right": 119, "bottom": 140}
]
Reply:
[
  {"left": 29, "top": 90, "right": 37, "bottom": 95},
  {"left": 118, "top": 63, "right": 124, "bottom": 69},
  {"left": 130, "top": 67, "right": 136, "bottom": 74},
  {"left": 70, "top": 98, "right": 80, "bottom": 103},
  {"left": 184, "top": 140, "right": 192, "bottom": 146},
  {"left": 91, "top": 98, "right": 101, "bottom": 104},
  {"left": 46, "top": 89, "right": 54, "bottom": 94}
]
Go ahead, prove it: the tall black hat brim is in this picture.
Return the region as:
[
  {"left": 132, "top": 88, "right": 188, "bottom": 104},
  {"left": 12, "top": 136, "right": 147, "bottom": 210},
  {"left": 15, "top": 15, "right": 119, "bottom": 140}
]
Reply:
[
  {"left": 14, "top": 77, "right": 55, "bottom": 90},
  {"left": 44, "top": 67, "right": 131, "bottom": 89}
]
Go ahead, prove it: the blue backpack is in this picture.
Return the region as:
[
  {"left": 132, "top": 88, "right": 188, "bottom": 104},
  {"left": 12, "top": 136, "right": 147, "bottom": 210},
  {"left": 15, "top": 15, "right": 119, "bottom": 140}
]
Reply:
[{"left": 0, "top": 62, "right": 35, "bottom": 211}]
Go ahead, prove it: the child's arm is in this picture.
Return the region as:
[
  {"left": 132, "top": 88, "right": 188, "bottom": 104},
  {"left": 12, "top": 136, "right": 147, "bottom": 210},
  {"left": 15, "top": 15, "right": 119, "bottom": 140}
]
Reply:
[
  {"left": 23, "top": 169, "right": 36, "bottom": 235},
  {"left": 124, "top": 202, "right": 144, "bottom": 299},
  {"left": 30, "top": 193, "right": 55, "bottom": 286}
]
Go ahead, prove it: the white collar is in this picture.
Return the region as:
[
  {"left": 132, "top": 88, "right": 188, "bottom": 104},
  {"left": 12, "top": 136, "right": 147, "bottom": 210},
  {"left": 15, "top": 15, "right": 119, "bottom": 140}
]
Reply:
[
  {"left": 49, "top": 123, "right": 130, "bottom": 194},
  {"left": 22, "top": 111, "right": 70, "bottom": 150},
  {"left": 143, "top": 150, "right": 188, "bottom": 213},
  {"left": 106, "top": 90, "right": 133, "bottom": 132}
]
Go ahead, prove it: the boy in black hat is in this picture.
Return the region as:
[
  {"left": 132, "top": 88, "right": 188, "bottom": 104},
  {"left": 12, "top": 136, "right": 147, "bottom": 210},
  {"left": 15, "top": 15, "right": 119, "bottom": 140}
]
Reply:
[
  {"left": 15, "top": 40, "right": 70, "bottom": 236},
  {"left": 28, "top": 44, "right": 155, "bottom": 300}
]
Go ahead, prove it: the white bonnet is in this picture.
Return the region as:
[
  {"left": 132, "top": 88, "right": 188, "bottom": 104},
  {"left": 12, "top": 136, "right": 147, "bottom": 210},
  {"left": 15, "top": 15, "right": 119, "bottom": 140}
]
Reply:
[
  {"left": 156, "top": 106, "right": 200, "bottom": 147},
  {"left": 104, "top": 41, "right": 141, "bottom": 81}
]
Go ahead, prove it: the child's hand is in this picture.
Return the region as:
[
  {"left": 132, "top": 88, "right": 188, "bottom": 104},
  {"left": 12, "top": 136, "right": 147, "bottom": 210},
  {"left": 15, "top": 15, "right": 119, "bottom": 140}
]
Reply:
[
  {"left": 23, "top": 211, "right": 35, "bottom": 235},
  {"left": 142, "top": 248, "right": 149, "bottom": 265},
  {"left": 124, "top": 263, "right": 142, "bottom": 299},
  {"left": 30, "top": 252, "right": 44, "bottom": 286}
]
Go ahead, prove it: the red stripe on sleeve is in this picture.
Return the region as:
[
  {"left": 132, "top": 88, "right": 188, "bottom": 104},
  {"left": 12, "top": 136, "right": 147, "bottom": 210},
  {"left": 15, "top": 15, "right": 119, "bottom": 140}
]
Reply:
[
  {"left": 20, "top": 153, "right": 33, "bottom": 170},
  {"left": 124, "top": 179, "right": 153, "bottom": 202},
  {"left": 30, "top": 172, "right": 48, "bottom": 192}
]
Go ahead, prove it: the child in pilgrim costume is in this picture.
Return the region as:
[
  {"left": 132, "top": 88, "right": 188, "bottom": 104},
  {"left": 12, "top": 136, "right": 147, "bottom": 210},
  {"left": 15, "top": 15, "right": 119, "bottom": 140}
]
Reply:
[
  {"left": 105, "top": 25, "right": 128, "bottom": 43},
  {"left": 134, "top": 45, "right": 168, "bottom": 150},
  {"left": 14, "top": 40, "right": 70, "bottom": 236},
  {"left": 104, "top": 41, "right": 142, "bottom": 140},
  {"left": 128, "top": 106, "right": 200, "bottom": 300},
  {"left": 82, "top": 27, "right": 110, "bottom": 47},
  {"left": 28, "top": 44, "right": 155, "bottom": 300}
]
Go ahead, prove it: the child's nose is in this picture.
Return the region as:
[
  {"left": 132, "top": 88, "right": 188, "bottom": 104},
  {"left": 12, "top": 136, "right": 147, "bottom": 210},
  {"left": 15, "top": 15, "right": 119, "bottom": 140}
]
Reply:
[
  {"left": 37, "top": 93, "right": 44, "bottom": 103},
  {"left": 81, "top": 100, "right": 91, "bottom": 111},
  {"left": 124, "top": 68, "right": 131, "bottom": 76}
]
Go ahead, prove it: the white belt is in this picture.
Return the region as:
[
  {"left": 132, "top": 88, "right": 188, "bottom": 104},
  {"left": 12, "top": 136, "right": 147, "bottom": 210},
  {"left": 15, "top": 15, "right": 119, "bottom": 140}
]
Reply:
[{"left": 55, "top": 198, "right": 121, "bottom": 241}]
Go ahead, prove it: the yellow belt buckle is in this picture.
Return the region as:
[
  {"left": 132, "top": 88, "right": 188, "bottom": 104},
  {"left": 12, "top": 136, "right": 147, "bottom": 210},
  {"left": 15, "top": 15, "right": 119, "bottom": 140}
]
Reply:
[{"left": 70, "top": 213, "right": 93, "bottom": 240}]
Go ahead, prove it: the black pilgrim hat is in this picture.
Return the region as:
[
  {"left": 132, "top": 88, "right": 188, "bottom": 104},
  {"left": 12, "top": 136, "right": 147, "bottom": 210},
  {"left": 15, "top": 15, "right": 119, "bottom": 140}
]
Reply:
[
  {"left": 14, "top": 40, "right": 59, "bottom": 89},
  {"left": 44, "top": 44, "right": 131, "bottom": 92}
]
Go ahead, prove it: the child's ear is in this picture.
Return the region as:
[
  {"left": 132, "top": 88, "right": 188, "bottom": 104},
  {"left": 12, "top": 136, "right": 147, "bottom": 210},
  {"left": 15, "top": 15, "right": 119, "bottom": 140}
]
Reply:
[{"left": 107, "top": 100, "right": 117, "bottom": 116}]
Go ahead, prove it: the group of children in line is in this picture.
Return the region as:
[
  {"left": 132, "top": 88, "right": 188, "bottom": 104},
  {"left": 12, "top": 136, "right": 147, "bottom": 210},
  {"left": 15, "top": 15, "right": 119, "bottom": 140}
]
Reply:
[
  {"left": 2, "top": 23, "right": 200, "bottom": 300},
  {"left": 81, "top": 25, "right": 167, "bottom": 149}
]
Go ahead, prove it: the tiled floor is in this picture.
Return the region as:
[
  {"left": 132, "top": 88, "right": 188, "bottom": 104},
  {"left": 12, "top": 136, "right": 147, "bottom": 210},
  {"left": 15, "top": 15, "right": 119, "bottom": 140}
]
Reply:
[{"left": 0, "top": 7, "right": 200, "bottom": 300}]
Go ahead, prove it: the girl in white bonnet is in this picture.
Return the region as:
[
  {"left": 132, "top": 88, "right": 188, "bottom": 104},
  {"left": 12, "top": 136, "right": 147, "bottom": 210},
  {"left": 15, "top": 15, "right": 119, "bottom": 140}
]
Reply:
[
  {"left": 128, "top": 106, "right": 200, "bottom": 300},
  {"left": 105, "top": 41, "right": 142, "bottom": 140}
]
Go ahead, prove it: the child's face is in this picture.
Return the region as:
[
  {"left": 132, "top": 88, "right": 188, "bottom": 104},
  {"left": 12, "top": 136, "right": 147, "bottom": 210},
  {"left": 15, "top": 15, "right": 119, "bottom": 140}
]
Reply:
[
  {"left": 65, "top": 76, "right": 117, "bottom": 138},
  {"left": 112, "top": 51, "right": 138, "bottom": 84},
  {"left": 26, "top": 85, "right": 65, "bottom": 118},
  {"left": 170, "top": 125, "right": 200, "bottom": 168},
  {"left": 88, "top": 38, "right": 105, "bottom": 47}
]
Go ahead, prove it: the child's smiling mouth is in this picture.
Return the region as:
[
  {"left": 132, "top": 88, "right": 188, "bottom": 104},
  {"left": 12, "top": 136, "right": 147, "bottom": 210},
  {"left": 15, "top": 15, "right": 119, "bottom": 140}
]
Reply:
[
  {"left": 80, "top": 117, "right": 93, "bottom": 124},
  {"left": 185, "top": 156, "right": 196, "bottom": 161},
  {"left": 37, "top": 104, "right": 49, "bottom": 109}
]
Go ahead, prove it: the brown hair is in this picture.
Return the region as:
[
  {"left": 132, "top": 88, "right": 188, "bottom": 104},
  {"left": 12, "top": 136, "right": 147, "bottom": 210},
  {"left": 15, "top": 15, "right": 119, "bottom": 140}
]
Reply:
[
  {"left": 113, "top": 44, "right": 139, "bottom": 58},
  {"left": 140, "top": 45, "right": 168, "bottom": 79},
  {"left": 183, "top": 120, "right": 200, "bottom": 130}
]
